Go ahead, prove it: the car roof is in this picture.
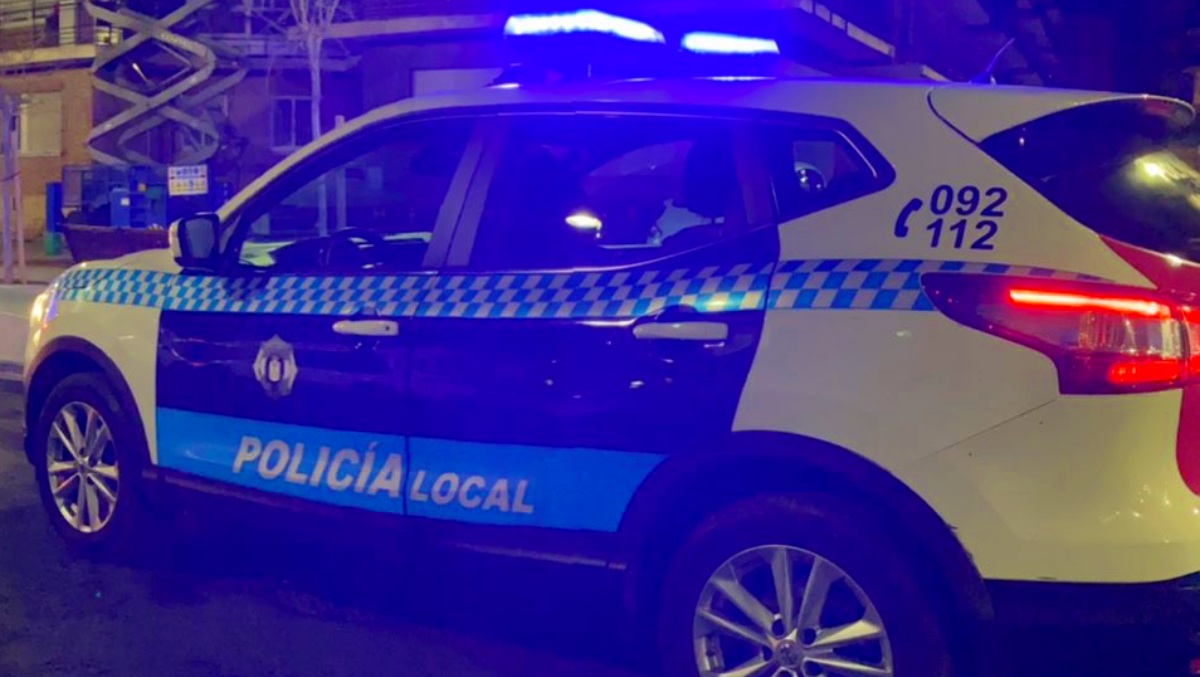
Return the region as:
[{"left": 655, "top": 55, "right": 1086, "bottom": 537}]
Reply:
[{"left": 219, "top": 77, "right": 1192, "bottom": 220}]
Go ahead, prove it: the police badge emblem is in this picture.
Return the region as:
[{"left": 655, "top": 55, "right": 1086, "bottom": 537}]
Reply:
[{"left": 253, "top": 335, "right": 298, "bottom": 399}]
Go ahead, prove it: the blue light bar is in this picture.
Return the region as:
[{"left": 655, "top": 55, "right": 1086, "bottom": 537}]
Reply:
[
  {"left": 504, "top": 10, "right": 665, "bottom": 43},
  {"left": 681, "top": 32, "right": 780, "bottom": 55}
]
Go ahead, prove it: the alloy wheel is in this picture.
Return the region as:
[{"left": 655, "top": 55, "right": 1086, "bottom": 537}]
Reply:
[
  {"left": 45, "top": 401, "right": 119, "bottom": 534},
  {"left": 693, "top": 544, "right": 893, "bottom": 677}
]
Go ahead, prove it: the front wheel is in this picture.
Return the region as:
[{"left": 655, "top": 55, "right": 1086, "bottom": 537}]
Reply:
[
  {"left": 658, "top": 494, "right": 954, "bottom": 677},
  {"left": 33, "top": 373, "right": 152, "bottom": 553}
]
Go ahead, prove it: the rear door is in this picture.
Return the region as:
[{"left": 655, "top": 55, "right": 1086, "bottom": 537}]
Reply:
[
  {"left": 403, "top": 109, "right": 779, "bottom": 536},
  {"left": 155, "top": 116, "right": 479, "bottom": 514}
]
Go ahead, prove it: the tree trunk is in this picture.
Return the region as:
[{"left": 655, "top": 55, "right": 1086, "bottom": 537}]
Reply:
[
  {"left": 13, "top": 145, "right": 24, "bottom": 284},
  {"left": 308, "top": 32, "right": 328, "bottom": 236},
  {"left": 0, "top": 95, "right": 15, "bottom": 285},
  {"left": 334, "top": 114, "right": 346, "bottom": 230}
]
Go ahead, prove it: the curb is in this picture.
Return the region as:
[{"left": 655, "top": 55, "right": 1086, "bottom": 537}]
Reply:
[{"left": 0, "top": 361, "right": 22, "bottom": 394}]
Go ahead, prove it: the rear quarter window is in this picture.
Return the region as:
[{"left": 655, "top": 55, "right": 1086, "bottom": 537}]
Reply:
[{"left": 755, "top": 125, "right": 893, "bottom": 223}]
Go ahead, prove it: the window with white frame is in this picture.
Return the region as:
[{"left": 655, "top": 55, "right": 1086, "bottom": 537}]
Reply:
[
  {"left": 271, "top": 96, "right": 313, "bottom": 151},
  {"left": 18, "top": 92, "right": 62, "bottom": 157}
]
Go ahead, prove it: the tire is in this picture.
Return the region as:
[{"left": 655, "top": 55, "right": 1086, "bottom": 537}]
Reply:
[
  {"left": 32, "top": 372, "right": 153, "bottom": 554},
  {"left": 658, "top": 494, "right": 954, "bottom": 677}
]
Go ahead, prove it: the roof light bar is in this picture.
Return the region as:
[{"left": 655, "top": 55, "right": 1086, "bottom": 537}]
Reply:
[
  {"left": 681, "top": 32, "right": 780, "bottom": 55},
  {"left": 504, "top": 10, "right": 665, "bottom": 44}
]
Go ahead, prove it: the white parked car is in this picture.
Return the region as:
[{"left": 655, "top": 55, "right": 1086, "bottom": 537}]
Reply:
[{"left": 20, "top": 49, "right": 1200, "bottom": 675}]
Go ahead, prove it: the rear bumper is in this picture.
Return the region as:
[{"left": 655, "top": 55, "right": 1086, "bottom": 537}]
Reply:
[
  {"left": 977, "top": 577, "right": 1200, "bottom": 676},
  {"left": 988, "top": 576, "right": 1200, "bottom": 628},
  {"left": 902, "top": 392, "right": 1200, "bottom": 585}
]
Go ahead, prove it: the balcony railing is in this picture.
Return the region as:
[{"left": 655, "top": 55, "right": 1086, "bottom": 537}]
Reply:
[
  {"left": 353, "top": 0, "right": 496, "bottom": 22},
  {"left": 0, "top": 0, "right": 114, "bottom": 55}
]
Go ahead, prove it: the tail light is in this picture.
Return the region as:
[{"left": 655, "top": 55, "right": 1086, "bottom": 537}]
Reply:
[{"left": 921, "top": 273, "right": 1200, "bottom": 394}]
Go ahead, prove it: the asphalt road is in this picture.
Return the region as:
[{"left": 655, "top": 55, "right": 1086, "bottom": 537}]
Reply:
[
  {"left": 0, "top": 387, "right": 645, "bottom": 677},
  {"left": 2, "top": 379, "right": 1195, "bottom": 677}
]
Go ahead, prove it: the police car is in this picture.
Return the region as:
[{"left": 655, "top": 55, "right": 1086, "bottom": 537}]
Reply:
[{"left": 20, "top": 11, "right": 1200, "bottom": 677}]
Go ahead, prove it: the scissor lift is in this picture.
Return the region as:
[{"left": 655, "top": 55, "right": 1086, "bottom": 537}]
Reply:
[{"left": 84, "top": 0, "right": 247, "bottom": 167}]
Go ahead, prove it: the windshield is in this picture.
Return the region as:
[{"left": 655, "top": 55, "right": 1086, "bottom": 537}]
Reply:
[{"left": 980, "top": 100, "right": 1200, "bottom": 259}]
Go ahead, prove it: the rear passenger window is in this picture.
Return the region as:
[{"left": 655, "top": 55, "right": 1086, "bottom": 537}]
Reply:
[
  {"left": 470, "top": 115, "right": 748, "bottom": 271},
  {"left": 758, "top": 127, "right": 884, "bottom": 222}
]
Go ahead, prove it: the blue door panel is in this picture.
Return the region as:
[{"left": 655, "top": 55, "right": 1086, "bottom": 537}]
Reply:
[
  {"left": 407, "top": 437, "right": 663, "bottom": 531},
  {"left": 155, "top": 407, "right": 663, "bottom": 530},
  {"left": 157, "top": 408, "right": 409, "bottom": 514},
  {"left": 156, "top": 273, "right": 414, "bottom": 513}
]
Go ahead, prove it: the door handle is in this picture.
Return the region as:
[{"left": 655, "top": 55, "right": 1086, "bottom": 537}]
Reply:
[
  {"left": 633, "top": 321, "right": 728, "bottom": 342},
  {"left": 332, "top": 319, "right": 400, "bottom": 337}
]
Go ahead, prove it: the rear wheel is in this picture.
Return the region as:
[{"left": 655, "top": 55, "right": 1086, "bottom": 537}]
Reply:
[
  {"left": 658, "top": 494, "right": 953, "bottom": 677},
  {"left": 33, "top": 373, "right": 152, "bottom": 553}
]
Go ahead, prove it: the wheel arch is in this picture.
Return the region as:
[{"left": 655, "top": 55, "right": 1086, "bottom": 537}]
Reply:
[
  {"left": 24, "top": 336, "right": 147, "bottom": 466},
  {"left": 616, "top": 430, "right": 993, "bottom": 646}
]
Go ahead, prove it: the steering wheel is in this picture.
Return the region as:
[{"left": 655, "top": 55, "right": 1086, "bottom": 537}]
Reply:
[{"left": 320, "top": 228, "right": 387, "bottom": 270}]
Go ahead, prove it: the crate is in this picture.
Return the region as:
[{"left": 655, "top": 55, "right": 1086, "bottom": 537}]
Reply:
[{"left": 62, "top": 224, "right": 169, "bottom": 263}]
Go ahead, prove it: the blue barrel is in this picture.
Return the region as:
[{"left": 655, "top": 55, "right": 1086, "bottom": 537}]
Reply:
[
  {"left": 109, "top": 187, "right": 132, "bottom": 228},
  {"left": 45, "top": 181, "right": 63, "bottom": 256}
]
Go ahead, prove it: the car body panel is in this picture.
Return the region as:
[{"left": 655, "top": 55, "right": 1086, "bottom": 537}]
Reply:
[
  {"left": 26, "top": 78, "right": 1200, "bottom": 590},
  {"left": 27, "top": 258, "right": 166, "bottom": 463},
  {"left": 900, "top": 390, "right": 1199, "bottom": 583},
  {"left": 928, "top": 85, "right": 1193, "bottom": 142}
]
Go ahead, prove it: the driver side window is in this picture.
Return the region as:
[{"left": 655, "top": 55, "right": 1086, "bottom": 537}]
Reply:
[{"left": 237, "top": 118, "right": 472, "bottom": 273}]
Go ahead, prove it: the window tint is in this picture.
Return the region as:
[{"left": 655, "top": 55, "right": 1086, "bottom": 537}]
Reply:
[
  {"left": 758, "top": 126, "right": 879, "bottom": 222},
  {"left": 980, "top": 100, "right": 1200, "bottom": 259},
  {"left": 472, "top": 115, "right": 746, "bottom": 271},
  {"left": 238, "top": 118, "right": 471, "bottom": 273}
]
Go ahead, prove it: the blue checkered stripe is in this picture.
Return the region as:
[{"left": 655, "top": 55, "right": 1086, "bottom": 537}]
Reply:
[
  {"left": 58, "top": 268, "right": 430, "bottom": 316},
  {"left": 768, "top": 259, "right": 1104, "bottom": 311},
  {"left": 417, "top": 264, "right": 771, "bottom": 318},
  {"left": 57, "top": 268, "right": 176, "bottom": 309},
  {"left": 56, "top": 259, "right": 1104, "bottom": 318},
  {"left": 56, "top": 263, "right": 775, "bottom": 319}
]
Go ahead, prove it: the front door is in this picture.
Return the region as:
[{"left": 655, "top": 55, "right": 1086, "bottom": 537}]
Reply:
[
  {"left": 155, "top": 116, "right": 479, "bottom": 515},
  {"left": 404, "top": 110, "right": 778, "bottom": 534}
]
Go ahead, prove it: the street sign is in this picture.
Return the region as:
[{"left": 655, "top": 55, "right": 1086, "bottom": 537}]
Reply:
[{"left": 168, "top": 164, "right": 209, "bottom": 196}]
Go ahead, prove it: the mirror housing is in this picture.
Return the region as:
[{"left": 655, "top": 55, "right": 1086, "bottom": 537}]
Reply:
[{"left": 170, "top": 213, "right": 220, "bottom": 269}]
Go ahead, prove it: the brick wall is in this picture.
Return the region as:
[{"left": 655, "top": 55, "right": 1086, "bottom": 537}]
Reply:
[
  {"left": 359, "top": 41, "right": 507, "bottom": 110},
  {"left": 0, "top": 66, "right": 92, "bottom": 237},
  {"left": 225, "top": 69, "right": 363, "bottom": 190}
]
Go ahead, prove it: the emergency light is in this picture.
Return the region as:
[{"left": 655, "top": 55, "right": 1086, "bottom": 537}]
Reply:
[
  {"left": 503, "top": 10, "right": 665, "bottom": 43},
  {"left": 681, "top": 32, "right": 780, "bottom": 56},
  {"left": 495, "top": 10, "right": 789, "bottom": 87}
]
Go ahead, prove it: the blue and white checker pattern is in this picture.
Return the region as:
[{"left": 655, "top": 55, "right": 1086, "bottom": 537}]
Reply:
[
  {"left": 57, "top": 263, "right": 774, "bottom": 319},
  {"left": 417, "top": 264, "right": 771, "bottom": 318},
  {"left": 56, "top": 259, "right": 1105, "bottom": 319},
  {"left": 768, "top": 259, "right": 1105, "bottom": 311}
]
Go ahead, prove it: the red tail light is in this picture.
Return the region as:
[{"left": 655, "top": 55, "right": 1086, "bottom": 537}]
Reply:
[{"left": 921, "top": 273, "right": 1199, "bottom": 394}]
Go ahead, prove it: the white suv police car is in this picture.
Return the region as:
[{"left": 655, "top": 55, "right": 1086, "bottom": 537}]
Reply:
[{"left": 20, "top": 39, "right": 1200, "bottom": 677}]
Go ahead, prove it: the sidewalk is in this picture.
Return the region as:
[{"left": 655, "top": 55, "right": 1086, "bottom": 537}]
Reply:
[
  {"left": 0, "top": 285, "right": 47, "bottom": 384},
  {"left": 0, "top": 249, "right": 72, "bottom": 384},
  {"left": 16, "top": 248, "right": 74, "bottom": 285}
]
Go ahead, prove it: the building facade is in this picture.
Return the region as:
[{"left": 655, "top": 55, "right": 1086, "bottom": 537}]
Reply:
[{"left": 0, "top": 0, "right": 97, "bottom": 235}]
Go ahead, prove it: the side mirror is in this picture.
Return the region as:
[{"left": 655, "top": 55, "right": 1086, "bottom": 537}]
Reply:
[{"left": 170, "top": 213, "right": 220, "bottom": 269}]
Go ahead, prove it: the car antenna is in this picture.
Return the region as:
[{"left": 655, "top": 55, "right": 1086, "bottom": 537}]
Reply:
[{"left": 970, "top": 37, "right": 1016, "bottom": 85}]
